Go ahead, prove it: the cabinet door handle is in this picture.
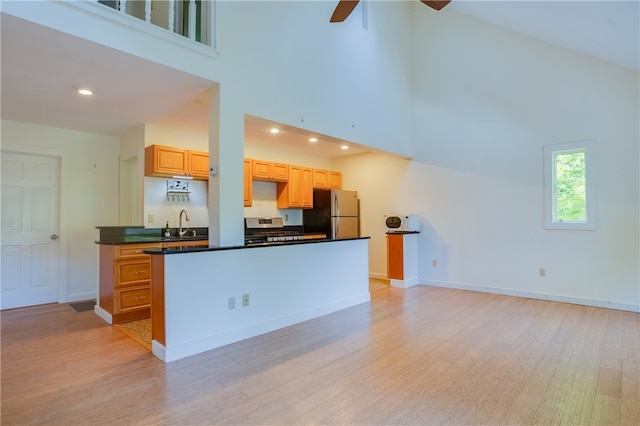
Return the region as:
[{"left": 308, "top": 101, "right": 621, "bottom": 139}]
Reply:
[
  {"left": 134, "top": 250, "right": 142, "bottom": 253},
  {"left": 134, "top": 296, "right": 146, "bottom": 301},
  {"left": 134, "top": 271, "right": 146, "bottom": 274}
]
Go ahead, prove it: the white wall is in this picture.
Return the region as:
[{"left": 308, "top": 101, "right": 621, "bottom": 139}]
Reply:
[
  {"left": 215, "top": 1, "right": 415, "bottom": 157},
  {"left": 1, "top": 120, "right": 120, "bottom": 302},
  {"left": 143, "top": 124, "right": 208, "bottom": 151},
  {"left": 335, "top": 9, "right": 640, "bottom": 310},
  {"left": 144, "top": 177, "right": 209, "bottom": 229}
]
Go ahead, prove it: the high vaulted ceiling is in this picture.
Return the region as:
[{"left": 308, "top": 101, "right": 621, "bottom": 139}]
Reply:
[{"left": 1, "top": 1, "right": 638, "bottom": 158}]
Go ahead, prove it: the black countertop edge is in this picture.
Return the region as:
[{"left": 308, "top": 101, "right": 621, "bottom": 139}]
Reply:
[
  {"left": 386, "top": 231, "right": 421, "bottom": 235},
  {"left": 144, "top": 236, "right": 371, "bottom": 255}
]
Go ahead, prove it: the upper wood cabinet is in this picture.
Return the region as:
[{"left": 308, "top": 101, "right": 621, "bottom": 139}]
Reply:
[
  {"left": 277, "top": 165, "right": 313, "bottom": 209},
  {"left": 312, "top": 169, "right": 329, "bottom": 189},
  {"left": 251, "top": 159, "right": 289, "bottom": 182},
  {"left": 144, "top": 145, "right": 209, "bottom": 181},
  {"left": 329, "top": 171, "right": 342, "bottom": 189},
  {"left": 246, "top": 157, "right": 342, "bottom": 209},
  {"left": 301, "top": 167, "right": 313, "bottom": 208},
  {"left": 313, "top": 169, "right": 342, "bottom": 190},
  {"left": 244, "top": 159, "right": 252, "bottom": 207},
  {"left": 188, "top": 150, "right": 209, "bottom": 180},
  {"left": 145, "top": 145, "right": 188, "bottom": 177}
]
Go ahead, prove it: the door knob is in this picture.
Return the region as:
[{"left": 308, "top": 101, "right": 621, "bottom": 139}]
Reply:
[{"left": 50, "top": 234, "right": 58, "bottom": 240}]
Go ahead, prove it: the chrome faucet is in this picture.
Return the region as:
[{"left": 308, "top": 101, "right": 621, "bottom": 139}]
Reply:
[{"left": 178, "top": 209, "right": 190, "bottom": 237}]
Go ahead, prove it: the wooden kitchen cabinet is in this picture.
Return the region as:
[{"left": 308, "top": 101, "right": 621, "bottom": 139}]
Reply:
[
  {"left": 387, "top": 233, "right": 404, "bottom": 280},
  {"left": 144, "top": 145, "right": 209, "bottom": 180},
  {"left": 145, "top": 145, "right": 188, "bottom": 177},
  {"left": 301, "top": 167, "right": 313, "bottom": 208},
  {"left": 312, "top": 169, "right": 342, "bottom": 190},
  {"left": 244, "top": 159, "right": 252, "bottom": 207},
  {"left": 251, "top": 159, "right": 289, "bottom": 182},
  {"left": 99, "top": 240, "right": 209, "bottom": 324},
  {"left": 188, "top": 149, "right": 209, "bottom": 179},
  {"left": 99, "top": 243, "right": 159, "bottom": 323},
  {"left": 329, "top": 171, "right": 342, "bottom": 189},
  {"left": 277, "top": 165, "right": 313, "bottom": 209},
  {"left": 386, "top": 232, "right": 419, "bottom": 287}
]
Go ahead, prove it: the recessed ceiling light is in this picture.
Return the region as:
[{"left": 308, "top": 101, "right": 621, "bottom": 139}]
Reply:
[
  {"left": 341, "top": 145, "right": 349, "bottom": 150},
  {"left": 75, "top": 87, "right": 93, "bottom": 96},
  {"left": 309, "top": 137, "right": 318, "bottom": 143},
  {"left": 269, "top": 128, "right": 280, "bottom": 134}
]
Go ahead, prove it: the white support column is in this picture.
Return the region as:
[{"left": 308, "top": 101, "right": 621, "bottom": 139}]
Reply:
[{"left": 208, "top": 84, "right": 245, "bottom": 248}]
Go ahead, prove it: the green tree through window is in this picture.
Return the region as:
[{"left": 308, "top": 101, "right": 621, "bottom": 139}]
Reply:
[
  {"left": 554, "top": 150, "right": 586, "bottom": 222},
  {"left": 544, "top": 140, "right": 596, "bottom": 230}
]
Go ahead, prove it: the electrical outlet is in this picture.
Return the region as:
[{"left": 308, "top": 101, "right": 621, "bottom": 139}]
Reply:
[
  {"left": 228, "top": 297, "right": 236, "bottom": 310},
  {"left": 148, "top": 213, "right": 155, "bottom": 223},
  {"left": 285, "top": 214, "right": 289, "bottom": 222},
  {"left": 242, "top": 294, "right": 250, "bottom": 307},
  {"left": 539, "top": 268, "right": 546, "bottom": 277},
  {"left": 432, "top": 259, "right": 438, "bottom": 267}
]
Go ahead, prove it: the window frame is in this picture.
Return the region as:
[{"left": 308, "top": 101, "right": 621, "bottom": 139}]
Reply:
[{"left": 543, "top": 140, "right": 596, "bottom": 230}]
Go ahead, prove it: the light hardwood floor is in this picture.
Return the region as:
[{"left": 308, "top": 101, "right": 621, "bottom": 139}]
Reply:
[{"left": 2, "top": 286, "right": 638, "bottom": 425}]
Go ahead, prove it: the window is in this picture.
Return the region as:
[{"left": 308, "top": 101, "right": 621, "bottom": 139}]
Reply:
[{"left": 544, "top": 140, "right": 596, "bottom": 230}]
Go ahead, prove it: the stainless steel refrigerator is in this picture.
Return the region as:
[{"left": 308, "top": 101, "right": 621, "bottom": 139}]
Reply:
[{"left": 303, "top": 189, "right": 359, "bottom": 239}]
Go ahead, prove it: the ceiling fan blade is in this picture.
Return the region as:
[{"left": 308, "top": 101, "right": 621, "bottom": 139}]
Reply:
[
  {"left": 420, "top": 0, "right": 451, "bottom": 11},
  {"left": 330, "top": 0, "right": 361, "bottom": 23}
]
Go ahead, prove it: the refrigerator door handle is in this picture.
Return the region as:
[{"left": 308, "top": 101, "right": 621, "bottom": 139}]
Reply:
[{"left": 333, "top": 190, "right": 339, "bottom": 217}]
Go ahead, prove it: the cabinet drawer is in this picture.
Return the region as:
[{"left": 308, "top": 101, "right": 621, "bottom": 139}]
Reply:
[
  {"left": 116, "top": 261, "right": 151, "bottom": 286},
  {"left": 116, "top": 286, "right": 150, "bottom": 313},
  {"left": 114, "top": 244, "right": 158, "bottom": 260}
]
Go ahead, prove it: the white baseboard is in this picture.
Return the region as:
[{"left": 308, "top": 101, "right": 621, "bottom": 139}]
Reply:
[
  {"left": 391, "top": 277, "right": 419, "bottom": 288},
  {"left": 423, "top": 280, "right": 640, "bottom": 313},
  {"left": 93, "top": 306, "right": 112, "bottom": 324}
]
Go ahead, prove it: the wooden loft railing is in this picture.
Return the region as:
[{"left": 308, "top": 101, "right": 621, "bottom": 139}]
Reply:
[{"left": 97, "top": 0, "right": 208, "bottom": 45}]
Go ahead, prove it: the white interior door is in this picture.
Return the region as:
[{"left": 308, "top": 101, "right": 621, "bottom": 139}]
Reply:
[{"left": 1, "top": 152, "right": 60, "bottom": 310}]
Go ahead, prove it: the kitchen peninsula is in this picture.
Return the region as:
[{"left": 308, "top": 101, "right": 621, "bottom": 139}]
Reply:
[
  {"left": 95, "top": 226, "right": 209, "bottom": 325},
  {"left": 147, "top": 237, "right": 370, "bottom": 362}
]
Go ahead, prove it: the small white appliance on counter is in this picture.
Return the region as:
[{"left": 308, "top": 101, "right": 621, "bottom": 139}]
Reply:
[{"left": 384, "top": 214, "right": 420, "bottom": 232}]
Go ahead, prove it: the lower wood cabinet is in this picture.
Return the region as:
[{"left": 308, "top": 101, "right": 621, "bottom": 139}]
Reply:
[
  {"left": 387, "top": 233, "right": 404, "bottom": 280},
  {"left": 100, "top": 243, "right": 158, "bottom": 324},
  {"left": 116, "top": 285, "right": 151, "bottom": 313},
  {"left": 99, "top": 240, "right": 208, "bottom": 323}
]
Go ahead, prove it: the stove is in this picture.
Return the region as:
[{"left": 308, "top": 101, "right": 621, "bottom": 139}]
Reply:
[{"left": 244, "top": 217, "right": 304, "bottom": 245}]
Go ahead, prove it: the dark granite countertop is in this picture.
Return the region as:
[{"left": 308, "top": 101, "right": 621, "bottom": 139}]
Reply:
[
  {"left": 144, "top": 236, "right": 370, "bottom": 255},
  {"left": 96, "top": 235, "right": 209, "bottom": 245},
  {"left": 95, "top": 225, "right": 208, "bottom": 245}
]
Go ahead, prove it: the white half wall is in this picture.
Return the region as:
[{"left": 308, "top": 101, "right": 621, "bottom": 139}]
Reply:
[{"left": 154, "top": 239, "right": 371, "bottom": 362}]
